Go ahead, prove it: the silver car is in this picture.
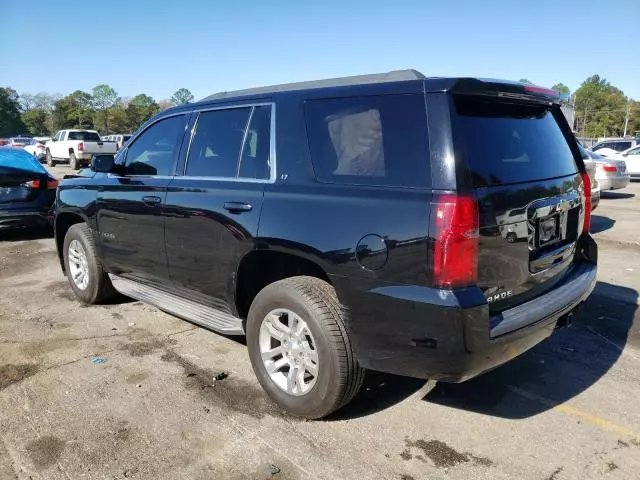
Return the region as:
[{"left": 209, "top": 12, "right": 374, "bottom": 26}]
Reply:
[{"left": 580, "top": 146, "right": 629, "bottom": 191}]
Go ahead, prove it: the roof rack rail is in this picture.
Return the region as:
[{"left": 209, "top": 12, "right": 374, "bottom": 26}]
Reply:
[{"left": 203, "top": 69, "right": 426, "bottom": 101}]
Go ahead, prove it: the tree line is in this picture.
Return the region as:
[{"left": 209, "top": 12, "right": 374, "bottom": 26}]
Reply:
[
  {"left": 2, "top": 75, "right": 639, "bottom": 139},
  {"left": 0, "top": 85, "right": 194, "bottom": 137}
]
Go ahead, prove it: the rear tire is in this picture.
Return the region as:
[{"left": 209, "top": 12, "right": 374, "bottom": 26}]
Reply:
[
  {"left": 246, "top": 276, "right": 365, "bottom": 419},
  {"left": 46, "top": 150, "right": 55, "bottom": 167},
  {"left": 69, "top": 152, "right": 78, "bottom": 170},
  {"left": 63, "top": 223, "right": 117, "bottom": 304},
  {"left": 506, "top": 232, "right": 517, "bottom": 243}
]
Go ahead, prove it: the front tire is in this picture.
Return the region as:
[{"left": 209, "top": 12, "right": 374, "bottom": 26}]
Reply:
[
  {"left": 246, "top": 276, "right": 364, "bottom": 419},
  {"left": 46, "top": 150, "right": 55, "bottom": 167},
  {"left": 69, "top": 152, "right": 78, "bottom": 170},
  {"left": 63, "top": 223, "right": 117, "bottom": 304}
]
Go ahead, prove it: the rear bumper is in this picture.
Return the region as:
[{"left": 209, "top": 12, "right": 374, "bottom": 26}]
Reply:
[
  {"left": 597, "top": 175, "right": 630, "bottom": 190},
  {"left": 0, "top": 209, "right": 53, "bottom": 230},
  {"left": 333, "top": 246, "right": 597, "bottom": 382}
]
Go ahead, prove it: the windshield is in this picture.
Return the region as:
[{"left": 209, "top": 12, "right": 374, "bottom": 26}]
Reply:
[
  {"left": 451, "top": 97, "right": 577, "bottom": 187},
  {"left": 68, "top": 131, "right": 101, "bottom": 141}
]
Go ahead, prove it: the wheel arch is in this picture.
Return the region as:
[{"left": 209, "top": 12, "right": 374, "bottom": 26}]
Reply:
[
  {"left": 234, "top": 248, "right": 332, "bottom": 321},
  {"left": 55, "top": 211, "right": 89, "bottom": 273}
]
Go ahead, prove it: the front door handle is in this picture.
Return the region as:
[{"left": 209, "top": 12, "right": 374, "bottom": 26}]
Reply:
[
  {"left": 223, "top": 202, "right": 252, "bottom": 213},
  {"left": 142, "top": 195, "right": 162, "bottom": 206}
]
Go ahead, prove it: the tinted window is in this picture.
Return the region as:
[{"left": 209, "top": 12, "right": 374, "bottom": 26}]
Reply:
[
  {"left": 68, "top": 131, "right": 101, "bottom": 141},
  {"left": 614, "top": 141, "right": 631, "bottom": 151},
  {"left": 451, "top": 97, "right": 577, "bottom": 187},
  {"left": 125, "top": 115, "right": 186, "bottom": 176},
  {"left": 305, "top": 94, "right": 430, "bottom": 188},
  {"left": 186, "top": 108, "right": 251, "bottom": 177},
  {"left": 238, "top": 105, "right": 272, "bottom": 180}
]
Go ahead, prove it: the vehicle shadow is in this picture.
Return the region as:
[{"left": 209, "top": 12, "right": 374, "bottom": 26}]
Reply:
[
  {"left": 590, "top": 215, "right": 615, "bottom": 234},
  {"left": 600, "top": 191, "right": 635, "bottom": 199},
  {"left": 0, "top": 227, "right": 53, "bottom": 242},
  {"left": 422, "top": 281, "right": 637, "bottom": 418},
  {"left": 326, "top": 370, "right": 425, "bottom": 421}
]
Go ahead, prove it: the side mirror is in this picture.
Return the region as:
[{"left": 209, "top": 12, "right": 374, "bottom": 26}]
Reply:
[
  {"left": 92, "top": 154, "right": 115, "bottom": 173},
  {"left": 50, "top": 138, "right": 56, "bottom": 142}
]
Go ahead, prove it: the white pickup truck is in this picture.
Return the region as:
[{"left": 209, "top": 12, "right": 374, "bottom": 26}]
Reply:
[{"left": 45, "top": 129, "right": 117, "bottom": 169}]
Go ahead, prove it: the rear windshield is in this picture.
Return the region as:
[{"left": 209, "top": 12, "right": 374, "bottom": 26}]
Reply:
[
  {"left": 452, "top": 97, "right": 577, "bottom": 187},
  {"left": 68, "top": 131, "right": 101, "bottom": 141}
]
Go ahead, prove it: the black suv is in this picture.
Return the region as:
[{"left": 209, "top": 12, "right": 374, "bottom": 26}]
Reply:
[{"left": 55, "top": 70, "right": 597, "bottom": 419}]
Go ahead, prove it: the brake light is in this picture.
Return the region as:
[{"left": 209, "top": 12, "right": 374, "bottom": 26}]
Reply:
[
  {"left": 524, "top": 85, "right": 560, "bottom": 98},
  {"left": 601, "top": 165, "right": 617, "bottom": 172},
  {"left": 47, "top": 179, "right": 59, "bottom": 189},
  {"left": 77, "top": 142, "right": 84, "bottom": 152},
  {"left": 23, "top": 180, "right": 41, "bottom": 188},
  {"left": 431, "top": 194, "right": 479, "bottom": 288},
  {"left": 580, "top": 172, "right": 592, "bottom": 233}
]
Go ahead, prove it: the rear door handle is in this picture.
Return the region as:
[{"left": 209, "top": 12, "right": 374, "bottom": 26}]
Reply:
[
  {"left": 142, "top": 195, "right": 162, "bottom": 206},
  {"left": 223, "top": 202, "right": 252, "bottom": 213}
]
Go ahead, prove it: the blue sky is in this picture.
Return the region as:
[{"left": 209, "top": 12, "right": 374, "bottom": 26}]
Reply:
[{"left": 2, "top": 0, "right": 639, "bottom": 101}]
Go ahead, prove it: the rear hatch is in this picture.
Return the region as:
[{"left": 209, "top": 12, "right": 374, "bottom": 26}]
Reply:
[
  {"left": 67, "top": 131, "right": 116, "bottom": 155},
  {"left": 450, "top": 93, "right": 587, "bottom": 316},
  {"left": 0, "top": 166, "right": 48, "bottom": 206}
]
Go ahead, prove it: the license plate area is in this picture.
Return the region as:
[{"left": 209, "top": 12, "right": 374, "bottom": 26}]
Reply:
[{"left": 536, "top": 214, "right": 561, "bottom": 248}]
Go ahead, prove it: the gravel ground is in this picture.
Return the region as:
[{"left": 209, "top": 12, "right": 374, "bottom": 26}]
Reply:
[{"left": 0, "top": 167, "right": 639, "bottom": 480}]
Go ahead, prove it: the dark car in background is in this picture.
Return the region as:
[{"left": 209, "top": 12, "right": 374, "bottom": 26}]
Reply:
[
  {"left": 0, "top": 148, "right": 57, "bottom": 231},
  {"left": 55, "top": 71, "right": 597, "bottom": 418}
]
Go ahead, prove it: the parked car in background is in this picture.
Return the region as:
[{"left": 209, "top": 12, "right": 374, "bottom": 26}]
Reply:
[
  {"left": 595, "top": 157, "right": 629, "bottom": 191},
  {"left": 577, "top": 144, "right": 601, "bottom": 210},
  {"left": 109, "top": 134, "right": 131, "bottom": 150},
  {"left": 591, "top": 138, "right": 637, "bottom": 158},
  {"left": 601, "top": 144, "right": 640, "bottom": 180},
  {"left": 0, "top": 148, "right": 57, "bottom": 230},
  {"left": 23, "top": 137, "right": 52, "bottom": 161},
  {"left": 55, "top": 71, "right": 597, "bottom": 419},
  {"left": 7, "top": 136, "right": 33, "bottom": 147},
  {"left": 45, "top": 129, "right": 118, "bottom": 169}
]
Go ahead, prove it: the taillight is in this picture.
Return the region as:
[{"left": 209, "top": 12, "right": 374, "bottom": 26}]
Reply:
[
  {"left": 580, "top": 171, "right": 592, "bottom": 233},
  {"left": 23, "top": 180, "right": 41, "bottom": 189},
  {"left": 431, "top": 193, "right": 479, "bottom": 288},
  {"left": 47, "top": 179, "right": 59, "bottom": 189},
  {"left": 77, "top": 142, "right": 84, "bottom": 152},
  {"left": 601, "top": 165, "right": 617, "bottom": 172}
]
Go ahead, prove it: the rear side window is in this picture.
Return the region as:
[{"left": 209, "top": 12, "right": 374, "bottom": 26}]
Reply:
[
  {"left": 186, "top": 108, "right": 251, "bottom": 178},
  {"left": 451, "top": 97, "right": 577, "bottom": 187},
  {"left": 305, "top": 94, "right": 430, "bottom": 188},
  {"left": 68, "top": 131, "right": 100, "bottom": 141},
  {"left": 614, "top": 142, "right": 631, "bottom": 151}
]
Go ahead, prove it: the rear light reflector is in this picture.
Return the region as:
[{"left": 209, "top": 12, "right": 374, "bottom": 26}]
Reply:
[
  {"left": 580, "top": 172, "right": 592, "bottom": 233},
  {"left": 431, "top": 193, "right": 479, "bottom": 288},
  {"left": 77, "top": 142, "right": 84, "bottom": 152},
  {"left": 601, "top": 165, "right": 617, "bottom": 172}
]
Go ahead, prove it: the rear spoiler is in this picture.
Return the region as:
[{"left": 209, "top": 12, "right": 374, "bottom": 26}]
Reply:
[{"left": 445, "top": 78, "right": 561, "bottom": 105}]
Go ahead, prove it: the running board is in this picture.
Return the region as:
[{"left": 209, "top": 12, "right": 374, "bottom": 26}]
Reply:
[{"left": 109, "top": 275, "right": 244, "bottom": 335}]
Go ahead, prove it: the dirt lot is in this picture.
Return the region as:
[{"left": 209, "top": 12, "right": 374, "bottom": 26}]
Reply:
[{"left": 1, "top": 165, "right": 639, "bottom": 480}]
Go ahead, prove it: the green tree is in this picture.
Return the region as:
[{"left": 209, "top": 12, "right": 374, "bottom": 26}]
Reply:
[
  {"left": 91, "top": 84, "right": 119, "bottom": 133},
  {"left": 171, "top": 88, "right": 194, "bottom": 105},
  {"left": 52, "top": 91, "right": 94, "bottom": 131},
  {"left": 22, "top": 109, "right": 49, "bottom": 135},
  {"left": 574, "top": 75, "right": 628, "bottom": 138},
  {"left": 106, "top": 102, "right": 130, "bottom": 133},
  {"left": 126, "top": 94, "right": 160, "bottom": 131},
  {"left": 0, "top": 87, "right": 27, "bottom": 136},
  {"left": 518, "top": 78, "right": 532, "bottom": 84},
  {"left": 551, "top": 83, "right": 571, "bottom": 94}
]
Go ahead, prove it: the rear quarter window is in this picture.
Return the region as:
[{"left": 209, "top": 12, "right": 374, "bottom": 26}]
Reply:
[
  {"left": 305, "top": 94, "right": 430, "bottom": 188},
  {"left": 451, "top": 97, "right": 578, "bottom": 187}
]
